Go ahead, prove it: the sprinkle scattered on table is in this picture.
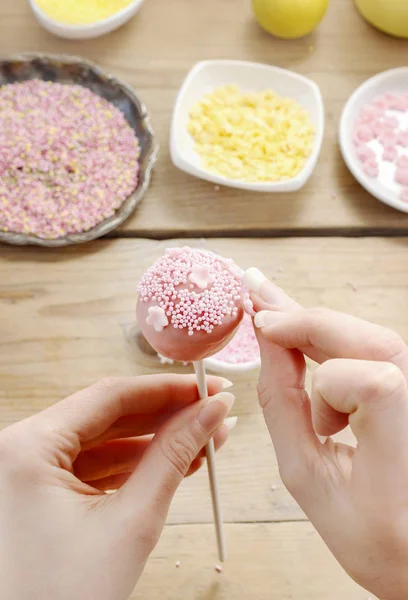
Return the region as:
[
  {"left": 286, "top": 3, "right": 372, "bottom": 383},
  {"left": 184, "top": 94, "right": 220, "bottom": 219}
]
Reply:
[
  {"left": 215, "top": 564, "right": 223, "bottom": 573},
  {"left": 0, "top": 80, "right": 140, "bottom": 239},
  {"left": 175, "top": 561, "right": 181, "bottom": 568},
  {"left": 187, "top": 85, "right": 315, "bottom": 183}
]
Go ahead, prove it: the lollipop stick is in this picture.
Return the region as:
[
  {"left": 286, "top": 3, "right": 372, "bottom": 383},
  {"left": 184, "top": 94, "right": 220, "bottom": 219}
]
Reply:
[{"left": 193, "top": 360, "right": 226, "bottom": 562}]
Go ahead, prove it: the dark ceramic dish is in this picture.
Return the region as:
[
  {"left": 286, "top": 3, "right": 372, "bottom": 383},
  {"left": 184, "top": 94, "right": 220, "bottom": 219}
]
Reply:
[{"left": 0, "top": 53, "right": 158, "bottom": 247}]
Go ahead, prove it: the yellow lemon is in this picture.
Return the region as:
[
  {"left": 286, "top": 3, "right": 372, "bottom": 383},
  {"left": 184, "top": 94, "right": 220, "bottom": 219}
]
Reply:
[
  {"left": 355, "top": 0, "right": 408, "bottom": 39},
  {"left": 252, "top": 0, "right": 329, "bottom": 39}
]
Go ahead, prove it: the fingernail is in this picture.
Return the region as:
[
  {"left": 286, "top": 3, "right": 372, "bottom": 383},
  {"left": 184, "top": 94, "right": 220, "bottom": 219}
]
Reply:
[
  {"left": 317, "top": 434, "right": 328, "bottom": 445},
  {"left": 197, "top": 392, "right": 235, "bottom": 433},
  {"left": 243, "top": 267, "right": 267, "bottom": 293},
  {"left": 224, "top": 416, "right": 238, "bottom": 430},
  {"left": 254, "top": 310, "right": 286, "bottom": 328},
  {"left": 243, "top": 268, "right": 280, "bottom": 305},
  {"left": 219, "top": 377, "right": 234, "bottom": 390}
]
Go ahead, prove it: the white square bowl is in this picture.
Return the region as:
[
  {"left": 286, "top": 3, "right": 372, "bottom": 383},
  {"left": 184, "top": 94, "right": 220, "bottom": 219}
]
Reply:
[
  {"left": 339, "top": 68, "right": 408, "bottom": 214},
  {"left": 170, "top": 60, "right": 324, "bottom": 193}
]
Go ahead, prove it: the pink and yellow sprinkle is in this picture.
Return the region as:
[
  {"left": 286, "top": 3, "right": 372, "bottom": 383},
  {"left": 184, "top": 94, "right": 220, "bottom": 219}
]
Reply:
[{"left": 0, "top": 79, "right": 140, "bottom": 239}]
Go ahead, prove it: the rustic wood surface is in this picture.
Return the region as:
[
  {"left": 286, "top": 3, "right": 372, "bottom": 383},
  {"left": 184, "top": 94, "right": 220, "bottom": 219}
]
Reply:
[
  {"left": 1, "top": 0, "right": 408, "bottom": 236},
  {"left": 0, "top": 0, "right": 405, "bottom": 596},
  {"left": 134, "top": 522, "right": 372, "bottom": 600},
  {"left": 0, "top": 236, "right": 393, "bottom": 597},
  {"left": 1, "top": 237, "right": 406, "bottom": 534}
]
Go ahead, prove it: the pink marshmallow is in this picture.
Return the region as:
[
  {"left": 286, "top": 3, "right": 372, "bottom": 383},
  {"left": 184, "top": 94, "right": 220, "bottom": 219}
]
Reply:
[
  {"left": 355, "top": 124, "right": 375, "bottom": 143},
  {"left": 363, "top": 161, "right": 379, "bottom": 178},
  {"left": 381, "top": 116, "right": 399, "bottom": 129},
  {"left": 395, "top": 167, "right": 408, "bottom": 186},
  {"left": 384, "top": 93, "right": 400, "bottom": 109},
  {"left": 372, "top": 97, "right": 388, "bottom": 110},
  {"left": 359, "top": 105, "right": 382, "bottom": 123},
  {"left": 371, "top": 121, "right": 392, "bottom": 138},
  {"left": 382, "top": 146, "right": 399, "bottom": 162},
  {"left": 393, "top": 97, "right": 408, "bottom": 112},
  {"left": 378, "top": 130, "right": 399, "bottom": 147},
  {"left": 356, "top": 145, "right": 376, "bottom": 163},
  {"left": 398, "top": 155, "right": 408, "bottom": 168},
  {"left": 399, "top": 132, "right": 408, "bottom": 147}
]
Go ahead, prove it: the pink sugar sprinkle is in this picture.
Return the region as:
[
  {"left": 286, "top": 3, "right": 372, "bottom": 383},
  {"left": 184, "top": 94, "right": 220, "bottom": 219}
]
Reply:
[
  {"left": 215, "top": 565, "right": 223, "bottom": 573},
  {"left": 0, "top": 80, "right": 140, "bottom": 239},
  {"left": 137, "top": 248, "right": 243, "bottom": 336},
  {"left": 211, "top": 312, "right": 259, "bottom": 364}
]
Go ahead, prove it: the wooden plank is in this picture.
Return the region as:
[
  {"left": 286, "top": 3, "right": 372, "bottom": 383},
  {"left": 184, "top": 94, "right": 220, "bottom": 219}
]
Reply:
[
  {"left": 0, "top": 237, "right": 407, "bottom": 525},
  {"left": 1, "top": 0, "right": 408, "bottom": 235},
  {"left": 133, "top": 522, "right": 374, "bottom": 599}
]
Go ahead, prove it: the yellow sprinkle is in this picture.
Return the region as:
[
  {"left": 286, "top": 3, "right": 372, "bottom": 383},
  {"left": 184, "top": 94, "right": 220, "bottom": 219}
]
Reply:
[{"left": 187, "top": 85, "right": 315, "bottom": 183}]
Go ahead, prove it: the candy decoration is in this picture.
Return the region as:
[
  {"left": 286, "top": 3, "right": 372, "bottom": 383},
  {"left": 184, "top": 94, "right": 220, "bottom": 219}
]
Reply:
[
  {"left": 189, "top": 264, "right": 215, "bottom": 290},
  {"left": 137, "top": 247, "right": 245, "bottom": 562},
  {"left": 352, "top": 92, "right": 408, "bottom": 193},
  {"left": 146, "top": 306, "right": 169, "bottom": 332},
  {"left": 382, "top": 146, "right": 398, "bottom": 163},
  {"left": 137, "top": 247, "right": 244, "bottom": 361}
]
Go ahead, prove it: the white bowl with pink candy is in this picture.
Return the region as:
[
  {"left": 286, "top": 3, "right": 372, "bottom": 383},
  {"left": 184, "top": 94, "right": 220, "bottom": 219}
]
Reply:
[
  {"left": 204, "top": 313, "right": 261, "bottom": 375},
  {"left": 340, "top": 68, "right": 408, "bottom": 213}
]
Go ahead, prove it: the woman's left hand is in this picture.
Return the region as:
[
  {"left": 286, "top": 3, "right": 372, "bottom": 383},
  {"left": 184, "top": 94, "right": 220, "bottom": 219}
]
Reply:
[{"left": 0, "top": 374, "right": 234, "bottom": 600}]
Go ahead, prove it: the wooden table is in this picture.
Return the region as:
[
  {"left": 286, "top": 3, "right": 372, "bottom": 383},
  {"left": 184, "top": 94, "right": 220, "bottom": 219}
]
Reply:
[{"left": 1, "top": 0, "right": 407, "bottom": 597}]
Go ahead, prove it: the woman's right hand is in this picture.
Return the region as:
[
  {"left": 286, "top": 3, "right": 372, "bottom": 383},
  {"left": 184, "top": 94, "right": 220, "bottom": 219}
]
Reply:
[{"left": 244, "top": 268, "right": 408, "bottom": 600}]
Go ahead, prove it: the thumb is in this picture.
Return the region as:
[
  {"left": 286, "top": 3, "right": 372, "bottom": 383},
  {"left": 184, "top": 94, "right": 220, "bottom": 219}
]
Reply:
[
  {"left": 112, "top": 391, "right": 234, "bottom": 539},
  {"left": 254, "top": 320, "right": 321, "bottom": 485}
]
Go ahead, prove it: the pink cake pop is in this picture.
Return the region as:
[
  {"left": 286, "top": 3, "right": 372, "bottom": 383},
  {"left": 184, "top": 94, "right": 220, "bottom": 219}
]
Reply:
[{"left": 136, "top": 247, "right": 245, "bottom": 362}]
